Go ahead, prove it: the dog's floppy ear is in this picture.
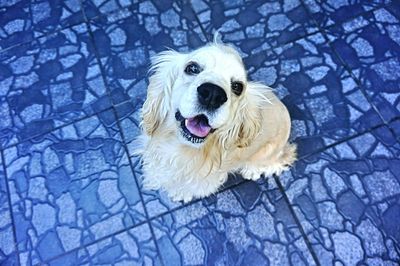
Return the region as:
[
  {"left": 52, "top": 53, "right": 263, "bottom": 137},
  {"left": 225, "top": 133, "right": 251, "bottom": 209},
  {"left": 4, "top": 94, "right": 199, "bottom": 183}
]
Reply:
[
  {"left": 224, "top": 82, "right": 271, "bottom": 148},
  {"left": 234, "top": 96, "right": 261, "bottom": 148},
  {"left": 142, "top": 50, "right": 182, "bottom": 135}
]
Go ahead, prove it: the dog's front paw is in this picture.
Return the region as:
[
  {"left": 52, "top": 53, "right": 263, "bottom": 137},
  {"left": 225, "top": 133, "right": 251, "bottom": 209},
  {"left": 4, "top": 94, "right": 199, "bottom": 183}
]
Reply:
[
  {"left": 240, "top": 167, "right": 262, "bottom": 181},
  {"left": 172, "top": 194, "right": 193, "bottom": 203},
  {"left": 168, "top": 191, "right": 194, "bottom": 203}
]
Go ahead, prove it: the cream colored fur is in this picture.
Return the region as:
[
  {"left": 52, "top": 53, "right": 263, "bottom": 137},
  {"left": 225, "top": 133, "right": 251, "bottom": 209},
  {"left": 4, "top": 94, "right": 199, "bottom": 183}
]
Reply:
[{"left": 137, "top": 42, "right": 296, "bottom": 202}]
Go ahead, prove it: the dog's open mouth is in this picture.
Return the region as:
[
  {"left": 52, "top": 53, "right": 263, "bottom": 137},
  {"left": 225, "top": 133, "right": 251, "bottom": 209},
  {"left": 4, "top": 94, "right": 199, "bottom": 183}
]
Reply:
[{"left": 175, "top": 111, "right": 214, "bottom": 144}]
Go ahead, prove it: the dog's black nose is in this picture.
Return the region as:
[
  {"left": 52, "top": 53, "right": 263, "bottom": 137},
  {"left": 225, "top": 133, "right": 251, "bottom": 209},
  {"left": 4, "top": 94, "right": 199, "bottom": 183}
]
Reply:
[{"left": 197, "top": 83, "right": 227, "bottom": 110}]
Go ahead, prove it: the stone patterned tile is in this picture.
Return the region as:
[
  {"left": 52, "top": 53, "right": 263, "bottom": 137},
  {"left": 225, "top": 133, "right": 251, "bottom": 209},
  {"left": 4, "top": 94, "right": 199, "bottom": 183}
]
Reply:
[
  {"left": 0, "top": 0, "right": 84, "bottom": 51},
  {"left": 243, "top": 32, "right": 383, "bottom": 157},
  {"left": 0, "top": 22, "right": 111, "bottom": 149},
  {"left": 192, "top": 0, "right": 319, "bottom": 55},
  {"left": 278, "top": 125, "right": 400, "bottom": 265},
  {"left": 0, "top": 154, "right": 18, "bottom": 265},
  {"left": 89, "top": 2, "right": 205, "bottom": 106},
  {"left": 48, "top": 223, "right": 161, "bottom": 265},
  {"left": 326, "top": 7, "right": 400, "bottom": 121},
  {"left": 151, "top": 178, "right": 317, "bottom": 266},
  {"left": 303, "top": 0, "right": 393, "bottom": 28},
  {"left": 4, "top": 109, "right": 145, "bottom": 264}
]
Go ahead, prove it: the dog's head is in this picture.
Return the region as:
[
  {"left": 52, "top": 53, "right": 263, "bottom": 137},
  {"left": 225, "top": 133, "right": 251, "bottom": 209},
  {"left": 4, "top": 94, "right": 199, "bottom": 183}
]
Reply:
[{"left": 142, "top": 43, "right": 266, "bottom": 149}]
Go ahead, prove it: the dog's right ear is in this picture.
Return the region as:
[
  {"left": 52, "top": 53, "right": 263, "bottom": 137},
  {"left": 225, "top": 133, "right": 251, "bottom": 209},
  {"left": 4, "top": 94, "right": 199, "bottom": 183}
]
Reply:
[{"left": 142, "top": 50, "right": 182, "bottom": 135}]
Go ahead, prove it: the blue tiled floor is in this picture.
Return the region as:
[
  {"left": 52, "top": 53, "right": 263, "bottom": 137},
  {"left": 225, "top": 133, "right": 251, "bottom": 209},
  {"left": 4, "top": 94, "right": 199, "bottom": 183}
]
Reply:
[{"left": 0, "top": 0, "right": 399, "bottom": 265}]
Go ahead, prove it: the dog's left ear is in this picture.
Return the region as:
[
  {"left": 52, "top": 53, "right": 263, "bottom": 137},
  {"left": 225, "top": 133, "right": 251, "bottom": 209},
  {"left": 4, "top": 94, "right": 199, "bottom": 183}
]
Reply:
[
  {"left": 142, "top": 50, "right": 182, "bottom": 135},
  {"left": 230, "top": 82, "right": 268, "bottom": 148}
]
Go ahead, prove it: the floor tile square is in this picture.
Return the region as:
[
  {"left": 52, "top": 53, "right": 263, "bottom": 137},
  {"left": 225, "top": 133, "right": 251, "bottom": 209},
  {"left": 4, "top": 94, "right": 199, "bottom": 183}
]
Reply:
[
  {"left": 89, "top": 2, "right": 206, "bottom": 106},
  {"left": 326, "top": 7, "right": 400, "bottom": 121},
  {"left": 244, "top": 32, "right": 383, "bottom": 157},
  {"left": 277, "top": 124, "right": 400, "bottom": 265},
  {"left": 151, "top": 178, "right": 317, "bottom": 266},
  {"left": 4, "top": 109, "right": 145, "bottom": 264},
  {"left": 47, "top": 223, "right": 161, "bottom": 265},
  {"left": 0, "top": 22, "right": 111, "bottom": 149},
  {"left": 192, "top": 0, "right": 319, "bottom": 54},
  {"left": 0, "top": 0, "right": 84, "bottom": 51}
]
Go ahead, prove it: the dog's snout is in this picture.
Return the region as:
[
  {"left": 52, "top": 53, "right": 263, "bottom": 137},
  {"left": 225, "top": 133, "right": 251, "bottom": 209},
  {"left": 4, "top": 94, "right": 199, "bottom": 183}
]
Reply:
[{"left": 197, "top": 83, "right": 227, "bottom": 110}]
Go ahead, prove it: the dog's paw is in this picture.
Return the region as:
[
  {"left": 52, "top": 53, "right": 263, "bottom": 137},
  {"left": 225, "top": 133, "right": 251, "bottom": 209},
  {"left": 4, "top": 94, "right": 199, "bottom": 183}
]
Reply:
[
  {"left": 168, "top": 190, "right": 195, "bottom": 203},
  {"left": 171, "top": 194, "right": 193, "bottom": 203},
  {"left": 240, "top": 167, "right": 262, "bottom": 181},
  {"left": 262, "top": 164, "right": 290, "bottom": 177}
]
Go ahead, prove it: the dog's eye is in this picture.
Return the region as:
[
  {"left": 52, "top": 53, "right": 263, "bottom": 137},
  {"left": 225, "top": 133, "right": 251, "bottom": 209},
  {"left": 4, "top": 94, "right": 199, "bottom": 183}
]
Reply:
[
  {"left": 231, "top": 81, "right": 244, "bottom": 96},
  {"left": 184, "top": 62, "right": 201, "bottom": 75}
]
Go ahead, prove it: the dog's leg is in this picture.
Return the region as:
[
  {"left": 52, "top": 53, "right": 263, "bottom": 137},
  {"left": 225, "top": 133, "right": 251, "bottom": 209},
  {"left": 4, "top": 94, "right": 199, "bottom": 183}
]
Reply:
[
  {"left": 241, "top": 143, "right": 297, "bottom": 180},
  {"left": 240, "top": 165, "right": 263, "bottom": 181},
  {"left": 168, "top": 173, "right": 228, "bottom": 202}
]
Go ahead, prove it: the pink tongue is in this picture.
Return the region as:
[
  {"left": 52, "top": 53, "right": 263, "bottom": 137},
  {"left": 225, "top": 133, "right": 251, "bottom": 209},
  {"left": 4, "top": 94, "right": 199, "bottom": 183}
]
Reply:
[{"left": 185, "top": 117, "right": 211, "bottom": 138}]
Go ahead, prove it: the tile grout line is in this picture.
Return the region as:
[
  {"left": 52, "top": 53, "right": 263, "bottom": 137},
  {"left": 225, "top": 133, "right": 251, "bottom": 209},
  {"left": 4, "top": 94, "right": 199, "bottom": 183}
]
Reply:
[
  {"left": 273, "top": 175, "right": 321, "bottom": 266},
  {"left": 78, "top": 2, "right": 165, "bottom": 265},
  {"left": 0, "top": 150, "right": 21, "bottom": 265}
]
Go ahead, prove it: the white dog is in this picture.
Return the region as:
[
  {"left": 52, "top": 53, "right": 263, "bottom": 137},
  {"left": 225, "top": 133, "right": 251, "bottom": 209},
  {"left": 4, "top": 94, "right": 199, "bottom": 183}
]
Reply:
[{"left": 136, "top": 41, "right": 296, "bottom": 202}]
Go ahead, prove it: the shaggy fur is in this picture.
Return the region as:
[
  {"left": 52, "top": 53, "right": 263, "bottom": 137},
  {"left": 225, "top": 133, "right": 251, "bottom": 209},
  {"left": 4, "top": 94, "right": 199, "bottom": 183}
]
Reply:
[{"left": 136, "top": 42, "right": 296, "bottom": 202}]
